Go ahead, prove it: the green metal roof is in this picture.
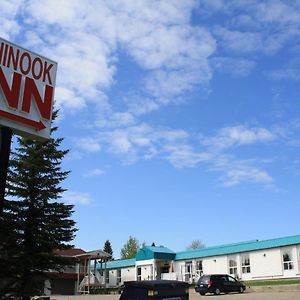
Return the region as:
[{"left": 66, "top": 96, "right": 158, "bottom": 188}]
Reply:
[
  {"left": 136, "top": 246, "right": 176, "bottom": 261},
  {"left": 95, "top": 235, "right": 300, "bottom": 269},
  {"left": 98, "top": 258, "right": 136, "bottom": 270},
  {"left": 175, "top": 235, "right": 300, "bottom": 261}
]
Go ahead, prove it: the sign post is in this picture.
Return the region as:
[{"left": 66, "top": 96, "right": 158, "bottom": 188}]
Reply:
[
  {"left": 0, "top": 37, "right": 57, "bottom": 213},
  {"left": 0, "top": 127, "right": 12, "bottom": 212}
]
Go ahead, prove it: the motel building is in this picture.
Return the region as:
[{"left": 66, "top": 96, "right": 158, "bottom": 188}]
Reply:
[
  {"left": 71, "top": 234, "right": 300, "bottom": 294},
  {"left": 48, "top": 234, "right": 300, "bottom": 294}
]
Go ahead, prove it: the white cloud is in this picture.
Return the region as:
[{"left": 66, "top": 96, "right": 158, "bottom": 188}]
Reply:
[
  {"left": 204, "top": 1, "right": 300, "bottom": 55},
  {"left": 100, "top": 124, "right": 154, "bottom": 157},
  {"left": 0, "top": 0, "right": 214, "bottom": 119},
  {"left": 74, "top": 137, "right": 101, "bottom": 153},
  {"left": 4, "top": 1, "right": 295, "bottom": 189},
  {"left": 0, "top": 0, "right": 22, "bottom": 39},
  {"left": 203, "top": 125, "right": 276, "bottom": 149},
  {"left": 84, "top": 168, "right": 105, "bottom": 178},
  {"left": 62, "top": 191, "right": 92, "bottom": 205},
  {"left": 55, "top": 87, "right": 86, "bottom": 110},
  {"left": 3, "top": 0, "right": 299, "bottom": 118},
  {"left": 95, "top": 112, "right": 135, "bottom": 129},
  {"left": 268, "top": 69, "right": 300, "bottom": 82},
  {"left": 253, "top": 1, "right": 300, "bottom": 26},
  {"left": 66, "top": 150, "right": 83, "bottom": 161},
  {"left": 199, "top": 0, "right": 300, "bottom": 29},
  {"left": 214, "top": 27, "right": 262, "bottom": 53},
  {"left": 164, "top": 144, "right": 211, "bottom": 168},
  {"left": 216, "top": 158, "right": 274, "bottom": 187},
  {"left": 70, "top": 121, "right": 280, "bottom": 188},
  {"left": 212, "top": 57, "right": 256, "bottom": 77},
  {"left": 197, "top": 0, "right": 300, "bottom": 80},
  {"left": 73, "top": 124, "right": 191, "bottom": 164},
  {"left": 126, "top": 96, "right": 162, "bottom": 116}
]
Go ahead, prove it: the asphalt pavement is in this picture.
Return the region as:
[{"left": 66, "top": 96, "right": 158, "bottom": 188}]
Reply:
[
  {"left": 51, "top": 290, "right": 300, "bottom": 300},
  {"left": 190, "top": 290, "right": 300, "bottom": 300}
]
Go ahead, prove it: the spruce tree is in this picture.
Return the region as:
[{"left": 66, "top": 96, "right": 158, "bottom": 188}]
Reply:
[
  {"left": 0, "top": 111, "right": 77, "bottom": 299},
  {"left": 103, "top": 240, "right": 113, "bottom": 259}
]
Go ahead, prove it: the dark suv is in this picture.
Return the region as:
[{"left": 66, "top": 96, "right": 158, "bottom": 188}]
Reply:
[{"left": 195, "top": 274, "right": 246, "bottom": 295}]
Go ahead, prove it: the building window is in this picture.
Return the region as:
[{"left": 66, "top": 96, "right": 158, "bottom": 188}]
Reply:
[
  {"left": 185, "top": 261, "right": 192, "bottom": 282},
  {"left": 137, "top": 267, "right": 142, "bottom": 281},
  {"left": 105, "top": 270, "right": 109, "bottom": 284},
  {"left": 185, "top": 261, "right": 192, "bottom": 274},
  {"left": 283, "top": 250, "right": 293, "bottom": 270},
  {"left": 196, "top": 260, "right": 203, "bottom": 275},
  {"left": 241, "top": 254, "right": 251, "bottom": 273},
  {"left": 117, "top": 269, "right": 121, "bottom": 285},
  {"left": 228, "top": 257, "right": 237, "bottom": 275}
]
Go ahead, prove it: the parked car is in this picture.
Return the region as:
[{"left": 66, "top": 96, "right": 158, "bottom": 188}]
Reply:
[{"left": 195, "top": 274, "right": 246, "bottom": 296}]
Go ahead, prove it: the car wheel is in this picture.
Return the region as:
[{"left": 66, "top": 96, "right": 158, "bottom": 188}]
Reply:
[
  {"left": 200, "top": 292, "right": 205, "bottom": 296},
  {"left": 239, "top": 286, "right": 244, "bottom": 293},
  {"left": 214, "top": 288, "right": 221, "bottom": 295}
]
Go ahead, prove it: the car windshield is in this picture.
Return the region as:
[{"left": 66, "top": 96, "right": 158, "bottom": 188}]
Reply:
[{"left": 199, "top": 275, "right": 210, "bottom": 283}]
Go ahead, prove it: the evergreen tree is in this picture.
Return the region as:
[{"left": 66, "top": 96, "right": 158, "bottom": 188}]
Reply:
[
  {"left": 120, "top": 236, "right": 139, "bottom": 259},
  {"left": 103, "top": 240, "right": 113, "bottom": 259},
  {"left": 0, "top": 111, "right": 77, "bottom": 299}
]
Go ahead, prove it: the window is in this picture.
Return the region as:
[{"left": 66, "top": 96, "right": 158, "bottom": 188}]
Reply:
[
  {"left": 105, "top": 270, "right": 109, "bottom": 284},
  {"left": 228, "top": 257, "right": 237, "bottom": 275},
  {"left": 283, "top": 250, "right": 293, "bottom": 270},
  {"left": 185, "top": 261, "right": 192, "bottom": 274},
  {"left": 117, "top": 269, "right": 121, "bottom": 285},
  {"left": 227, "top": 275, "right": 237, "bottom": 282},
  {"left": 196, "top": 260, "right": 203, "bottom": 275},
  {"left": 185, "top": 261, "right": 192, "bottom": 282},
  {"left": 137, "top": 267, "right": 142, "bottom": 281},
  {"left": 241, "top": 254, "right": 251, "bottom": 273}
]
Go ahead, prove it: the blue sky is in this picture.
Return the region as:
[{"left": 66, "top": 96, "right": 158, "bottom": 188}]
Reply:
[{"left": 2, "top": 0, "right": 300, "bottom": 258}]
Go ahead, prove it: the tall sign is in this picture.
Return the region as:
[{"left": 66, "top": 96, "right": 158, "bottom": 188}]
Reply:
[
  {"left": 0, "top": 37, "right": 57, "bottom": 140},
  {"left": 0, "top": 37, "right": 57, "bottom": 212}
]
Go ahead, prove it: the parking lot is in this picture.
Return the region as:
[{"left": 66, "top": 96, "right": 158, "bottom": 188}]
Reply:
[
  {"left": 190, "top": 291, "right": 300, "bottom": 300},
  {"left": 52, "top": 290, "right": 300, "bottom": 300}
]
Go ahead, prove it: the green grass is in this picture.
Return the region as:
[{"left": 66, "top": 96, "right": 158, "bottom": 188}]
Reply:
[{"left": 246, "top": 279, "right": 300, "bottom": 287}]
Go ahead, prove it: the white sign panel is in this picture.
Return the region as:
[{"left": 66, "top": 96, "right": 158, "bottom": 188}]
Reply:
[{"left": 0, "top": 37, "right": 57, "bottom": 140}]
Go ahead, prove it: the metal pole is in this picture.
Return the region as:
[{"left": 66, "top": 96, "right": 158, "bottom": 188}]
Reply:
[
  {"left": 0, "top": 127, "right": 12, "bottom": 214},
  {"left": 105, "top": 260, "right": 107, "bottom": 290},
  {"left": 76, "top": 261, "right": 80, "bottom": 294},
  {"left": 87, "top": 258, "right": 90, "bottom": 294}
]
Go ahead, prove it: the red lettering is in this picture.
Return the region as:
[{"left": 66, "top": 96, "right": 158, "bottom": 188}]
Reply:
[
  {"left": 43, "top": 61, "right": 53, "bottom": 85},
  {"left": 2, "top": 44, "right": 9, "bottom": 66},
  {"left": 0, "top": 42, "right": 4, "bottom": 65},
  {"left": 22, "top": 77, "right": 53, "bottom": 120},
  {"left": 20, "top": 52, "right": 31, "bottom": 75},
  {"left": 7, "top": 46, "right": 20, "bottom": 70},
  {"left": 0, "top": 67, "right": 21, "bottom": 109},
  {"left": 32, "top": 57, "right": 43, "bottom": 80}
]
